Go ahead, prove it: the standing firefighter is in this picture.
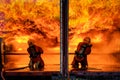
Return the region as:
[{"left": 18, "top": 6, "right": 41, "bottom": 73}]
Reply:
[
  {"left": 27, "top": 40, "right": 44, "bottom": 70},
  {"left": 71, "top": 37, "right": 92, "bottom": 70}
]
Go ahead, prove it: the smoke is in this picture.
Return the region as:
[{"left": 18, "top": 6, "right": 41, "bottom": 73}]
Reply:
[{"left": 91, "top": 30, "right": 120, "bottom": 54}]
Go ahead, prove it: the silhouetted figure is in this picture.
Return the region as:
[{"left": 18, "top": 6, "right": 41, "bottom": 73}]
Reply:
[
  {"left": 71, "top": 37, "right": 92, "bottom": 70},
  {"left": 27, "top": 40, "right": 44, "bottom": 70}
]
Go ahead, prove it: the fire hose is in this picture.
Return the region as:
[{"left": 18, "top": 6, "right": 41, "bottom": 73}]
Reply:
[{"left": 5, "top": 66, "right": 29, "bottom": 71}]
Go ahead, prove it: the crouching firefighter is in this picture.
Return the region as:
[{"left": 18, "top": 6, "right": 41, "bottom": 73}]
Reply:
[
  {"left": 71, "top": 37, "right": 92, "bottom": 70},
  {"left": 27, "top": 40, "right": 44, "bottom": 70}
]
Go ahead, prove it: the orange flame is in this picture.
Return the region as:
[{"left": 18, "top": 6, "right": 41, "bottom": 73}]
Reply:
[
  {"left": 0, "top": 0, "right": 120, "bottom": 68},
  {"left": 15, "top": 36, "right": 29, "bottom": 43},
  {"left": 0, "top": 0, "right": 120, "bottom": 53},
  {"left": 92, "top": 34, "right": 103, "bottom": 43}
]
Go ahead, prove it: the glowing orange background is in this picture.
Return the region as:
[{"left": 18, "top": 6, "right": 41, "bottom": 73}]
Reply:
[{"left": 0, "top": 0, "right": 120, "bottom": 68}]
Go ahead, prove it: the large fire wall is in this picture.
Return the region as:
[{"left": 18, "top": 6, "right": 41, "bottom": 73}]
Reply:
[{"left": 0, "top": 0, "right": 120, "bottom": 67}]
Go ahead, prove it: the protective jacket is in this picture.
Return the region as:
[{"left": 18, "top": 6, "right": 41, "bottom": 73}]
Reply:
[
  {"left": 27, "top": 45, "right": 44, "bottom": 70},
  {"left": 72, "top": 42, "right": 92, "bottom": 68}
]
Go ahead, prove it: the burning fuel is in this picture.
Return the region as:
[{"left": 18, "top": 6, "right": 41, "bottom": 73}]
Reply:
[{"left": 0, "top": 0, "right": 120, "bottom": 54}]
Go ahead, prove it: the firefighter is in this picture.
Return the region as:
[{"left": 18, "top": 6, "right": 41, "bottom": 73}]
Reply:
[
  {"left": 71, "top": 37, "right": 92, "bottom": 70},
  {"left": 27, "top": 40, "right": 44, "bottom": 70}
]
